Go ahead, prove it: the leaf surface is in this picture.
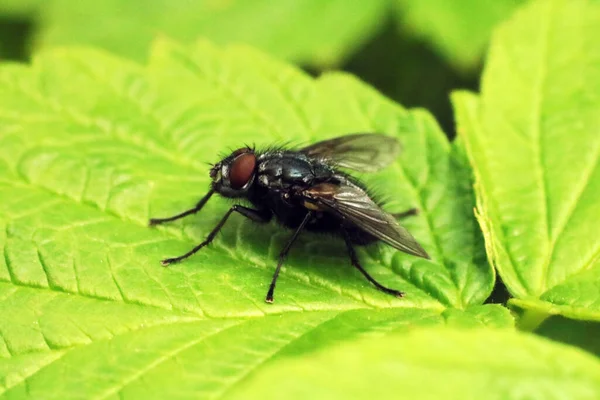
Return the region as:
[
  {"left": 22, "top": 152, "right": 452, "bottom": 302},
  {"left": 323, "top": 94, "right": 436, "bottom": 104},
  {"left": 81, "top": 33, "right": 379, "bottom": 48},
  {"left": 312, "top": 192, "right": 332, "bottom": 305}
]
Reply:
[
  {"left": 0, "top": 40, "right": 494, "bottom": 397},
  {"left": 228, "top": 328, "right": 600, "bottom": 400},
  {"left": 536, "top": 316, "right": 600, "bottom": 358},
  {"left": 0, "top": 0, "right": 41, "bottom": 16},
  {"left": 453, "top": 0, "right": 600, "bottom": 321}
]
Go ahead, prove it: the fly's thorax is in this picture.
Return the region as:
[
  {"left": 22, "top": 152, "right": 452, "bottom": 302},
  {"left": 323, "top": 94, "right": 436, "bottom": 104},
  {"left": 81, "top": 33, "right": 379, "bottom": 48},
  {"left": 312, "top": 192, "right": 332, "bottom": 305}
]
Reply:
[{"left": 255, "top": 151, "right": 334, "bottom": 190}]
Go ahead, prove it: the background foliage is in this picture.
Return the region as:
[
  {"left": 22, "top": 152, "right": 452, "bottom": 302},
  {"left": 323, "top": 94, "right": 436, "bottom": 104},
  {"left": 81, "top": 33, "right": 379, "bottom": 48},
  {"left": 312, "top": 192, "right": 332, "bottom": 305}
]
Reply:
[
  {"left": 0, "top": 0, "right": 526, "bottom": 135},
  {"left": 0, "top": 0, "right": 598, "bottom": 399}
]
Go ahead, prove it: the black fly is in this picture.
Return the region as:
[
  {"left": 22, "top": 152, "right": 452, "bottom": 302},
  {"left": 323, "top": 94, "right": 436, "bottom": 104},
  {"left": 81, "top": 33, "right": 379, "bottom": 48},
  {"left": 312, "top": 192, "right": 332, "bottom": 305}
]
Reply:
[{"left": 149, "top": 133, "right": 429, "bottom": 303}]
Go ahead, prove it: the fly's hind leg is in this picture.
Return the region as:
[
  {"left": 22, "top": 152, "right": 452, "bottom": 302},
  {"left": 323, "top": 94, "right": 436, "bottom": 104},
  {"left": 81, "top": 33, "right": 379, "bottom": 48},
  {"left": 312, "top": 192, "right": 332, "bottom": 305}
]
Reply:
[
  {"left": 342, "top": 229, "right": 404, "bottom": 298},
  {"left": 392, "top": 208, "right": 418, "bottom": 220}
]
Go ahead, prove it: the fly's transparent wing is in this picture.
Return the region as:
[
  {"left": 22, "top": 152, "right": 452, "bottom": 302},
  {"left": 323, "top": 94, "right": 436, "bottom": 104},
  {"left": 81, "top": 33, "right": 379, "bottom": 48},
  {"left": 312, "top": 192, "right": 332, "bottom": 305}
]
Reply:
[
  {"left": 303, "top": 182, "right": 429, "bottom": 259},
  {"left": 300, "top": 133, "right": 400, "bottom": 172}
]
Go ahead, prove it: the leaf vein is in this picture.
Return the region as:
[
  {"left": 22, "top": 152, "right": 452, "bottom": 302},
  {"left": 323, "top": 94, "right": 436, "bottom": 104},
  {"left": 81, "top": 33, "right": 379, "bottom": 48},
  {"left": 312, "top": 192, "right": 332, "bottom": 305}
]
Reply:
[
  {"left": 170, "top": 50, "right": 283, "bottom": 137},
  {"left": 92, "top": 320, "right": 246, "bottom": 400},
  {"left": 215, "top": 312, "right": 342, "bottom": 399},
  {"left": 533, "top": 0, "right": 553, "bottom": 293}
]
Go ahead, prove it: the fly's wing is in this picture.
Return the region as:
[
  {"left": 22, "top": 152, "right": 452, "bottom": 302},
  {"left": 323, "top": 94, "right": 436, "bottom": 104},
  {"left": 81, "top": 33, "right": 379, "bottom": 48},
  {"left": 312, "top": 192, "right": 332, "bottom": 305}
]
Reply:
[
  {"left": 299, "top": 133, "right": 400, "bottom": 173},
  {"left": 303, "top": 182, "right": 430, "bottom": 259}
]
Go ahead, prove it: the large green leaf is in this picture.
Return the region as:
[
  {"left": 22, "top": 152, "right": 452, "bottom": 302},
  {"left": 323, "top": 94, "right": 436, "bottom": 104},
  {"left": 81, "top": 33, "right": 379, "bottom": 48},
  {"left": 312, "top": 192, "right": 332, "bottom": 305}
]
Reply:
[
  {"left": 33, "top": 0, "right": 388, "bottom": 66},
  {"left": 0, "top": 40, "right": 495, "bottom": 396},
  {"left": 227, "top": 328, "right": 600, "bottom": 399},
  {"left": 536, "top": 316, "right": 600, "bottom": 358},
  {"left": 453, "top": 0, "right": 600, "bottom": 321},
  {"left": 395, "top": 0, "right": 526, "bottom": 71},
  {"left": 0, "top": 305, "right": 512, "bottom": 398},
  {"left": 0, "top": 0, "right": 41, "bottom": 16}
]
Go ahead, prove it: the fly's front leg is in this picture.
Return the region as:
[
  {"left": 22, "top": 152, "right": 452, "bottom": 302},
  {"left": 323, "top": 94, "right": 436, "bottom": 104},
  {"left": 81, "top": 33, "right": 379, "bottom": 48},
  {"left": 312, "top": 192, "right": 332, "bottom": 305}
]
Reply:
[
  {"left": 161, "top": 205, "right": 272, "bottom": 265},
  {"left": 265, "top": 211, "right": 313, "bottom": 303},
  {"left": 149, "top": 189, "right": 215, "bottom": 226}
]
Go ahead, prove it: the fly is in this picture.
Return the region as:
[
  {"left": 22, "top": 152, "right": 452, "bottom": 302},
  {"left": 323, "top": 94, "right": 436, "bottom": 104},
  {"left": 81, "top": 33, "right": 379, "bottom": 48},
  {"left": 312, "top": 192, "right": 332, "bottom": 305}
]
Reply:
[{"left": 149, "top": 133, "right": 430, "bottom": 303}]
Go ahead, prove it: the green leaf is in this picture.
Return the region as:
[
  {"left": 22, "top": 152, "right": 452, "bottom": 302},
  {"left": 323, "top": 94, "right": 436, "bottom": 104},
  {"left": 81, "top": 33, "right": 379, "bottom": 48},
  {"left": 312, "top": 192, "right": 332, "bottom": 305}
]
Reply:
[
  {"left": 0, "top": 304, "right": 512, "bottom": 398},
  {"left": 536, "top": 316, "right": 600, "bottom": 358},
  {"left": 395, "top": 0, "right": 526, "bottom": 71},
  {"left": 33, "top": 0, "right": 388, "bottom": 66},
  {"left": 227, "top": 328, "right": 600, "bottom": 399},
  {"left": 0, "top": 40, "right": 494, "bottom": 396},
  {"left": 0, "top": 0, "right": 41, "bottom": 16},
  {"left": 453, "top": 0, "right": 600, "bottom": 321}
]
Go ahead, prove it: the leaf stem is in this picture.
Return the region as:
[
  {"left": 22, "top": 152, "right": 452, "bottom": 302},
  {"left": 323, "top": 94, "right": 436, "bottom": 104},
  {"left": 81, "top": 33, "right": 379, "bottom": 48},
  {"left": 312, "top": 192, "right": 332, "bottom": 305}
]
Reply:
[{"left": 517, "top": 308, "right": 550, "bottom": 332}]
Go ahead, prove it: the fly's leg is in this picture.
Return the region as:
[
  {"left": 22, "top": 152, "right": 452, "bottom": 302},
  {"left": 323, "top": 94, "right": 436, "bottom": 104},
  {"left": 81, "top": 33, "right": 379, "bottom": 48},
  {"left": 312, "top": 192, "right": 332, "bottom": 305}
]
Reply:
[
  {"left": 392, "top": 208, "right": 418, "bottom": 220},
  {"left": 149, "top": 189, "right": 215, "bottom": 226},
  {"left": 265, "top": 211, "right": 313, "bottom": 303},
  {"left": 342, "top": 230, "right": 404, "bottom": 298},
  {"left": 161, "top": 205, "right": 272, "bottom": 265}
]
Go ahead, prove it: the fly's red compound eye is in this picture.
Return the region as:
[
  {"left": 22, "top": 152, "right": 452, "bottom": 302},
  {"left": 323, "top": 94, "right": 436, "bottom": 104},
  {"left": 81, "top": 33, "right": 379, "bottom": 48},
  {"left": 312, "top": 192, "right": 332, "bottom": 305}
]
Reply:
[{"left": 230, "top": 153, "right": 256, "bottom": 189}]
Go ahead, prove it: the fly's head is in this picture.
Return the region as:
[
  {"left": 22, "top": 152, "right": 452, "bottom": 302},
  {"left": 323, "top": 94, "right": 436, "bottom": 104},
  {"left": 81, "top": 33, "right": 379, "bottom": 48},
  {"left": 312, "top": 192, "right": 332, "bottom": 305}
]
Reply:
[{"left": 210, "top": 147, "right": 256, "bottom": 198}]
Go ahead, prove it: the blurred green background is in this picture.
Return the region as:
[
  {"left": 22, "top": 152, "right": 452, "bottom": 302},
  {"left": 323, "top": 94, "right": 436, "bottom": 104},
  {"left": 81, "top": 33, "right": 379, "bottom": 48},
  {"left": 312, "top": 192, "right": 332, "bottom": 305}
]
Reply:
[{"left": 0, "top": 0, "right": 526, "bottom": 137}]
